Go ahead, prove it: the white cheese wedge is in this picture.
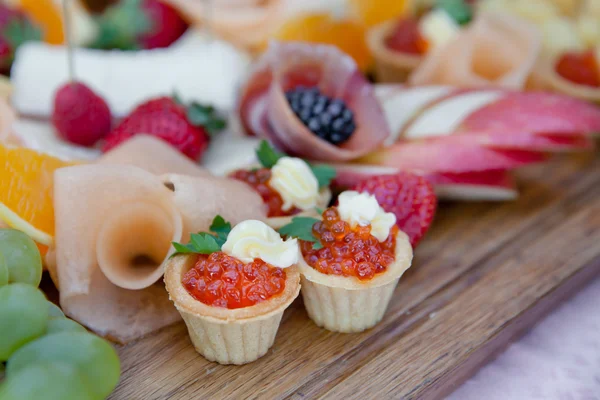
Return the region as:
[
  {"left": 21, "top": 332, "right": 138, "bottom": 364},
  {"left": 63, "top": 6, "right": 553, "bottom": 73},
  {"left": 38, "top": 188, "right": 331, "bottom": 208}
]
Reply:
[{"left": 11, "top": 30, "right": 251, "bottom": 118}]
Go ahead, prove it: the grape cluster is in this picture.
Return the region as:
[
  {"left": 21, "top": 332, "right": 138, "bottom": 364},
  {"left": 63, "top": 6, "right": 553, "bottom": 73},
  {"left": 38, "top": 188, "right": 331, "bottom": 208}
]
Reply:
[{"left": 0, "top": 229, "right": 120, "bottom": 400}]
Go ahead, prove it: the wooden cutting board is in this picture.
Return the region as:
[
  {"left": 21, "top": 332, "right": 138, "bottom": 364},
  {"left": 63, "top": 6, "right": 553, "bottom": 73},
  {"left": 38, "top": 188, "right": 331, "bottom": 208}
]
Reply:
[{"left": 108, "top": 151, "right": 600, "bottom": 400}]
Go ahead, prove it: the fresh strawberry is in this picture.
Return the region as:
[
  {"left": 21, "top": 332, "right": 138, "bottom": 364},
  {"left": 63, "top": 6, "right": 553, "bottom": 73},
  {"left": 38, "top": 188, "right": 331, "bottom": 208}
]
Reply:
[
  {"left": 0, "top": 4, "right": 41, "bottom": 74},
  {"left": 103, "top": 96, "right": 226, "bottom": 160},
  {"left": 92, "top": 0, "right": 188, "bottom": 50},
  {"left": 352, "top": 173, "right": 437, "bottom": 247},
  {"left": 52, "top": 82, "right": 112, "bottom": 147}
]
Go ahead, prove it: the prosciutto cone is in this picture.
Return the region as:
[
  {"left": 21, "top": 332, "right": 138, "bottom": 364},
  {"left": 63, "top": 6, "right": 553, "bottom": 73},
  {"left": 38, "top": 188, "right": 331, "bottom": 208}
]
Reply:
[
  {"left": 238, "top": 41, "right": 390, "bottom": 162},
  {"left": 409, "top": 13, "right": 542, "bottom": 89}
]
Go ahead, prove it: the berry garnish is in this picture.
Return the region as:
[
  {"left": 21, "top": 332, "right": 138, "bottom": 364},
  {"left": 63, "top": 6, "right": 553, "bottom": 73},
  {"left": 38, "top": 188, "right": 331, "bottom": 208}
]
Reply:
[
  {"left": 103, "top": 96, "right": 226, "bottom": 160},
  {"left": 286, "top": 87, "right": 356, "bottom": 145},
  {"left": 352, "top": 173, "right": 437, "bottom": 248},
  {"left": 385, "top": 17, "right": 428, "bottom": 55},
  {"left": 52, "top": 82, "right": 112, "bottom": 147},
  {"left": 282, "top": 208, "right": 398, "bottom": 281},
  {"left": 92, "top": 0, "right": 188, "bottom": 50}
]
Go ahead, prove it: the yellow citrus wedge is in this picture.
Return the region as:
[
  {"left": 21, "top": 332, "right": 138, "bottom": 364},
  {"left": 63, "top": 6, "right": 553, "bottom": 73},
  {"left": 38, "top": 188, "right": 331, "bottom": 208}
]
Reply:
[
  {"left": 0, "top": 144, "right": 72, "bottom": 246},
  {"left": 349, "top": 0, "right": 409, "bottom": 27},
  {"left": 18, "top": 0, "right": 64, "bottom": 44}
]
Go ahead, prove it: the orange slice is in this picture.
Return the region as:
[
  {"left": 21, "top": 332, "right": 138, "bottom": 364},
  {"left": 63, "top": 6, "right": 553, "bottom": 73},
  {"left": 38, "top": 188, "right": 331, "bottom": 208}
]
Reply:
[
  {"left": 0, "top": 144, "right": 72, "bottom": 246},
  {"left": 349, "top": 0, "right": 409, "bottom": 27},
  {"left": 18, "top": 0, "right": 64, "bottom": 44},
  {"left": 273, "top": 13, "right": 371, "bottom": 71}
]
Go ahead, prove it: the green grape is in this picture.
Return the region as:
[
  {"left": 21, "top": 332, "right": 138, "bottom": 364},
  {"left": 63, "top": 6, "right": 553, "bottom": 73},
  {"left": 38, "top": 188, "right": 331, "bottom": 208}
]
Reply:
[
  {"left": 7, "top": 331, "right": 120, "bottom": 400},
  {"left": 0, "top": 229, "right": 42, "bottom": 286},
  {"left": 0, "top": 253, "right": 8, "bottom": 287},
  {"left": 47, "top": 301, "right": 64, "bottom": 318},
  {"left": 0, "top": 361, "right": 94, "bottom": 400},
  {"left": 46, "top": 317, "right": 86, "bottom": 334},
  {"left": 0, "top": 283, "right": 48, "bottom": 361}
]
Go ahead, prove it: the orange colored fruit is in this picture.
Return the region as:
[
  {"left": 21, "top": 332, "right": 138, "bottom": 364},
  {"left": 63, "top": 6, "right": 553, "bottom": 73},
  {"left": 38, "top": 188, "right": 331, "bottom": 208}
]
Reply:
[
  {"left": 0, "top": 144, "right": 72, "bottom": 246},
  {"left": 18, "top": 0, "right": 64, "bottom": 44},
  {"left": 349, "top": 0, "right": 409, "bottom": 27},
  {"left": 273, "top": 13, "right": 371, "bottom": 71}
]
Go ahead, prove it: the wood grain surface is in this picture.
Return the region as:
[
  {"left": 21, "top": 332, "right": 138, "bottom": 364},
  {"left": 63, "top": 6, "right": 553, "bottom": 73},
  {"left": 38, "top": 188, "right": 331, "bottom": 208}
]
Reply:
[{"left": 109, "top": 151, "right": 600, "bottom": 400}]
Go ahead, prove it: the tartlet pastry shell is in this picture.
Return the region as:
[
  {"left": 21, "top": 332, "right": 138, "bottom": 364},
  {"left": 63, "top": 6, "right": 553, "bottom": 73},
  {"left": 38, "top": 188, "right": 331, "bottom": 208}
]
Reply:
[
  {"left": 164, "top": 255, "right": 300, "bottom": 365},
  {"left": 367, "top": 20, "right": 423, "bottom": 84},
  {"left": 298, "top": 230, "right": 413, "bottom": 333}
]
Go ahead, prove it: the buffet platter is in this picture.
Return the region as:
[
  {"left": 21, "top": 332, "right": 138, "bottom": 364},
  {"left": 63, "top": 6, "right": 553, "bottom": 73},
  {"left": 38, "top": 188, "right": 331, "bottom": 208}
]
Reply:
[{"left": 107, "top": 151, "right": 600, "bottom": 400}]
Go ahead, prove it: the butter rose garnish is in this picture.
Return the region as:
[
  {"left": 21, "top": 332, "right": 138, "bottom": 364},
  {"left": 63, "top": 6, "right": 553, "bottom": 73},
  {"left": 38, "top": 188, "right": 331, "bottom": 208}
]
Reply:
[
  {"left": 337, "top": 191, "right": 396, "bottom": 242},
  {"left": 172, "top": 216, "right": 298, "bottom": 269},
  {"left": 270, "top": 157, "right": 319, "bottom": 211},
  {"left": 222, "top": 220, "right": 298, "bottom": 268},
  {"left": 255, "top": 140, "right": 336, "bottom": 206}
]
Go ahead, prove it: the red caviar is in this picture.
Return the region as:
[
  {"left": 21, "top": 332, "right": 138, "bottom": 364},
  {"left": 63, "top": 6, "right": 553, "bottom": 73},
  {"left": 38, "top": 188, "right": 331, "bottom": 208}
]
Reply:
[
  {"left": 230, "top": 168, "right": 300, "bottom": 217},
  {"left": 182, "top": 252, "right": 287, "bottom": 309},
  {"left": 300, "top": 208, "right": 398, "bottom": 281},
  {"left": 385, "top": 17, "right": 429, "bottom": 55},
  {"left": 555, "top": 50, "right": 600, "bottom": 88}
]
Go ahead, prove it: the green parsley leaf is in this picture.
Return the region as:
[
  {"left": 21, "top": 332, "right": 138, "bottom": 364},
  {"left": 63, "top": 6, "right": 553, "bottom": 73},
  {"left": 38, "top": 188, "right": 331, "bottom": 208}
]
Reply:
[
  {"left": 209, "top": 215, "right": 232, "bottom": 246},
  {"left": 436, "top": 0, "right": 473, "bottom": 25},
  {"left": 309, "top": 164, "right": 336, "bottom": 188},
  {"left": 278, "top": 216, "right": 322, "bottom": 249},
  {"left": 171, "top": 215, "right": 232, "bottom": 256},
  {"left": 256, "top": 140, "right": 285, "bottom": 168},
  {"left": 315, "top": 207, "right": 324, "bottom": 215},
  {"left": 185, "top": 102, "right": 227, "bottom": 136}
]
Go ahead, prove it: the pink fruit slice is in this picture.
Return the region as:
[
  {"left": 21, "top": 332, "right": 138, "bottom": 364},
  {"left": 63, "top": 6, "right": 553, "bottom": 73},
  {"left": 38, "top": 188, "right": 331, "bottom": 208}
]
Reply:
[
  {"left": 238, "top": 41, "right": 390, "bottom": 161},
  {"left": 332, "top": 163, "right": 517, "bottom": 201},
  {"left": 361, "top": 141, "right": 547, "bottom": 173}
]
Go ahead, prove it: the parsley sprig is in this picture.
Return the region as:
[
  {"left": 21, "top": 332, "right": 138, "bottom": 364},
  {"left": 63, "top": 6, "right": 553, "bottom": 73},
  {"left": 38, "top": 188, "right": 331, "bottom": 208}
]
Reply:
[
  {"left": 278, "top": 216, "right": 323, "bottom": 250},
  {"left": 256, "top": 140, "right": 336, "bottom": 188},
  {"left": 436, "top": 0, "right": 473, "bottom": 26},
  {"left": 171, "top": 215, "right": 232, "bottom": 256}
]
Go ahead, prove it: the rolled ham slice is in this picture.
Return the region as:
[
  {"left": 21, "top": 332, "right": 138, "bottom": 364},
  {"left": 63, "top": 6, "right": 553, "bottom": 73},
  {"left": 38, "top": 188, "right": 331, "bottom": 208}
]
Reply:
[
  {"left": 238, "top": 41, "right": 390, "bottom": 162},
  {"left": 161, "top": 173, "right": 267, "bottom": 239},
  {"left": 54, "top": 164, "right": 183, "bottom": 342},
  {"left": 409, "top": 13, "right": 542, "bottom": 89},
  {"left": 98, "top": 134, "right": 212, "bottom": 176},
  {"left": 367, "top": 19, "right": 423, "bottom": 83}
]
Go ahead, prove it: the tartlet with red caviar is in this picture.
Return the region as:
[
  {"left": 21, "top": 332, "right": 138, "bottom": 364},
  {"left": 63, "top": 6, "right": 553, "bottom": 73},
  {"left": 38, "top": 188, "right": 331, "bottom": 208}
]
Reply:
[
  {"left": 279, "top": 191, "right": 413, "bottom": 332},
  {"left": 229, "top": 140, "right": 334, "bottom": 228},
  {"left": 164, "top": 216, "right": 300, "bottom": 365},
  {"left": 367, "top": 2, "right": 473, "bottom": 83}
]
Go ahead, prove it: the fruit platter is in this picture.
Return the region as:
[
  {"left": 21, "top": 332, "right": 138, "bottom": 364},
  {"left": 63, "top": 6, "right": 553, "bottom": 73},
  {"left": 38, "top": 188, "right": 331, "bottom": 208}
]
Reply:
[{"left": 0, "top": 0, "right": 599, "bottom": 399}]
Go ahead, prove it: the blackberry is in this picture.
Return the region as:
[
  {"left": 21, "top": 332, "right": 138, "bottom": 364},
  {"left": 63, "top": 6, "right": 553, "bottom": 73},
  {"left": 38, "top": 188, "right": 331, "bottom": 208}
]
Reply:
[{"left": 285, "top": 86, "right": 356, "bottom": 145}]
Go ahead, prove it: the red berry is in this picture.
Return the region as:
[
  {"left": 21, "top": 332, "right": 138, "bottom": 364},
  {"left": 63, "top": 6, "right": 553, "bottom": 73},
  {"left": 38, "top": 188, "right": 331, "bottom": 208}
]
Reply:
[
  {"left": 103, "top": 97, "right": 209, "bottom": 160},
  {"left": 139, "top": 0, "right": 188, "bottom": 49},
  {"left": 52, "top": 82, "right": 112, "bottom": 147},
  {"left": 352, "top": 173, "right": 437, "bottom": 248}
]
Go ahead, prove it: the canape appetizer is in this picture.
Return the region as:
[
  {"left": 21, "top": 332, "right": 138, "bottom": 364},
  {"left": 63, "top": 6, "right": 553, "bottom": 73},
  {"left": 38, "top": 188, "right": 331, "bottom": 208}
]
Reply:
[
  {"left": 367, "top": 1, "right": 473, "bottom": 83},
  {"left": 280, "top": 191, "right": 413, "bottom": 333},
  {"left": 229, "top": 140, "right": 334, "bottom": 228},
  {"left": 532, "top": 49, "right": 600, "bottom": 103},
  {"left": 165, "top": 216, "right": 301, "bottom": 365}
]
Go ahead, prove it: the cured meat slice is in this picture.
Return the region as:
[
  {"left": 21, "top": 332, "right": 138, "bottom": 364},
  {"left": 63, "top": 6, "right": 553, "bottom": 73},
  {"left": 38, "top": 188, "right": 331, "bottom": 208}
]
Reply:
[
  {"left": 99, "top": 134, "right": 212, "bottom": 176},
  {"left": 161, "top": 173, "right": 267, "bottom": 239},
  {"left": 54, "top": 164, "right": 183, "bottom": 342},
  {"left": 238, "top": 41, "right": 390, "bottom": 161},
  {"left": 409, "top": 13, "right": 542, "bottom": 89}
]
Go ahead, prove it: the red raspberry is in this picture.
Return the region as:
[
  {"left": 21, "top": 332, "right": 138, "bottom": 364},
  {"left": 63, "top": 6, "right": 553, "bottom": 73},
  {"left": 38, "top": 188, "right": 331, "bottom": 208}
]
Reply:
[
  {"left": 52, "top": 82, "right": 112, "bottom": 147},
  {"left": 352, "top": 173, "right": 437, "bottom": 247}
]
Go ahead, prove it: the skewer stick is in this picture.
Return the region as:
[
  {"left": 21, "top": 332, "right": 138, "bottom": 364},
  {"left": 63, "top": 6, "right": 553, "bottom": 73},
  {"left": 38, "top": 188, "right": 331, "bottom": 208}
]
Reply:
[{"left": 62, "top": 0, "right": 75, "bottom": 81}]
